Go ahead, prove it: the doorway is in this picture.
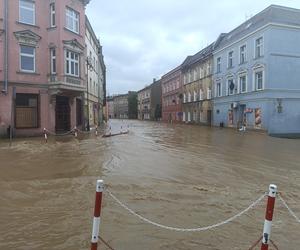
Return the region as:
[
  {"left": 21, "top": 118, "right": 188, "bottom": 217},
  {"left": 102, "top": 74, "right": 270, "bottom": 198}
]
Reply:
[{"left": 55, "top": 96, "right": 70, "bottom": 132}]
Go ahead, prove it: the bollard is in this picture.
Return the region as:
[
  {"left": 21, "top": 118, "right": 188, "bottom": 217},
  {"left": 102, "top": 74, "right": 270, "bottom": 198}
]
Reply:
[
  {"left": 95, "top": 126, "right": 98, "bottom": 136},
  {"left": 91, "top": 180, "right": 104, "bottom": 250},
  {"left": 43, "top": 128, "right": 48, "bottom": 143},
  {"left": 74, "top": 126, "right": 78, "bottom": 138},
  {"left": 261, "top": 184, "right": 277, "bottom": 250},
  {"left": 109, "top": 126, "right": 111, "bottom": 136}
]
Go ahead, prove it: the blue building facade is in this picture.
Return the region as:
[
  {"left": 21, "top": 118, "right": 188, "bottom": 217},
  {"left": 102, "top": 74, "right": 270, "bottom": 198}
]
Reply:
[{"left": 212, "top": 5, "right": 300, "bottom": 137}]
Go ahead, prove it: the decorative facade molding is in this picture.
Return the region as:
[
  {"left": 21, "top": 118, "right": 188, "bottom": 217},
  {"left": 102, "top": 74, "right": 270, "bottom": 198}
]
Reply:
[
  {"left": 63, "top": 39, "right": 84, "bottom": 53},
  {"left": 14, "top": 30, "right": 41, "bottom": 47}
]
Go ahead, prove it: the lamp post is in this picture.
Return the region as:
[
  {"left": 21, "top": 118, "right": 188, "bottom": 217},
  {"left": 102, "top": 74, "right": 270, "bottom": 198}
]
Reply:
[{"left": 86, "top": 56, "right": 93, "bottom": 131}]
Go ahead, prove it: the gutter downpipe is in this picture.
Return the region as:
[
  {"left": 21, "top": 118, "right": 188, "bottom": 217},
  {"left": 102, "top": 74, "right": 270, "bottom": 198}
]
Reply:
[{"left": 3, "top": 0, "right": 8, "bottom": 94}]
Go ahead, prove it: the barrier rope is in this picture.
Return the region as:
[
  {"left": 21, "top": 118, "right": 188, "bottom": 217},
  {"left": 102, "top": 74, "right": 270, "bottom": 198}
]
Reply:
[
  {"left": 106, "top": 189, "right": 266, "bottom": 232},
  {"left": 98, "top": 236, "right": 115, "bottom": 250},
  {"left": 278, "top": 194, "right": 300, "bottom": 223},
  {"left": 44, "top": 128, "right": 75, "bottom": 136},
  {"left": 248, "top": 236, "right": 262, "bottom": 250}
]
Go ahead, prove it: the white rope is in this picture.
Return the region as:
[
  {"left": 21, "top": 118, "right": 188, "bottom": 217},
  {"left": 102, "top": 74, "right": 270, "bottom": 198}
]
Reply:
[
  {"left": 278, "top": 194, "right": 300, "bottom": 223},
  {"left": 44, "top": 128, "right": 75, "bottom": 136},
  {"left": 106, "top": 190, "right": 266, "bottom": 232}
]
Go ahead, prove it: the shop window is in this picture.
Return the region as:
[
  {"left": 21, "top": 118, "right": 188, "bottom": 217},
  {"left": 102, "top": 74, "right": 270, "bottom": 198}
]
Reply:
[{"left": 15, "top": 94, "right": 39, "bottom": 128}]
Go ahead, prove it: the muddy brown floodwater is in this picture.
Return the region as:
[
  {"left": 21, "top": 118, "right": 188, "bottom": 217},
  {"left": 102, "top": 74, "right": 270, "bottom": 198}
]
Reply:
[{"left": 0, "top": 120, "right": 300, "bottom": 250}]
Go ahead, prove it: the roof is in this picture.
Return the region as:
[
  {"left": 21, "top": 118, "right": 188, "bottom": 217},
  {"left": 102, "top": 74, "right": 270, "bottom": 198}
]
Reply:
[
  {"left": 215, "top": 5, "right": 300, "bottom": 51},
  {"left": 161, "top": 65, "right": 182, "bottom": 79},
  {"left": 181, "top": 43, "right": 215, "bottom": 69}
]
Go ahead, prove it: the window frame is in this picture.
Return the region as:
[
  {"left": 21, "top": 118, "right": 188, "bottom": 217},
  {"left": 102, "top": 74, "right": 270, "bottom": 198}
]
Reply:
[
  {"left": 216, "top": 57, "right": 221, "bottom": 73},
  {"left": 19, "top": 0, "right": 35, "bottom": 25},
  {"left": 50, "top": 3, "right": 56, "bottom": 27},
  {"left": 50, "top": 48, "right": 56, "bottom": 74},
  {"left": 254, "top": 70, "right": 264, "bottom": 91},
  {"left": 239, "top": 44, "right": 247, "bottom": 64},
  {"left": 65, "top": 7, "right": 79, "bottom": 34},
  {"left": 255, "top": 36, "right": 264, "bottom": 59},
  {"left": 20, "top": 45, "right": 35, "bottom": 73},
  {"left": 65, "top": 50, "right": 80, "bottom": 77},
  {"left": 216, "top": 82, "right": 222, "bottom": 97},
  {"left": 239, "top": 74, "right": 247, "bottom": 93},
  {"left": 227, "top": 50, "right": 234, "bottom": 68}
]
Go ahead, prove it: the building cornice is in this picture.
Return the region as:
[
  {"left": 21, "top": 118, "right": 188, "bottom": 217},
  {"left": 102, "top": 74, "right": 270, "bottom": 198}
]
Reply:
[{"left": 214, "top": 22, "right": 300, "bottom": 55}]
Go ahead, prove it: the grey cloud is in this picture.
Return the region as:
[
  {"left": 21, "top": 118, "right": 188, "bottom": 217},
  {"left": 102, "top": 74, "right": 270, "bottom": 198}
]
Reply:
[{"left": 86, "top": 0, "right": 300, "bottom": 94}]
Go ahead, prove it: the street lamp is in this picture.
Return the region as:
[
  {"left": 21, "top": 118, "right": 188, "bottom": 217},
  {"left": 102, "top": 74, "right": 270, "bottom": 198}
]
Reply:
[{"left": 86, "top": 56, "right": 93, "bottom": 131}]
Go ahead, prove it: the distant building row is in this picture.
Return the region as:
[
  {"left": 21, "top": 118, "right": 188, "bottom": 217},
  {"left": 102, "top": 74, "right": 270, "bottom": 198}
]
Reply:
[{"left": 131, "top": 5, "right": 300, "bottom": 137}]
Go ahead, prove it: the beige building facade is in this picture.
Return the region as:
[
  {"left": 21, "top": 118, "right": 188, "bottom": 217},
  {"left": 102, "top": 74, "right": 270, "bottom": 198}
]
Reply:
[{"left": 182, "top": 44, "right": 214, "bottom": 125}]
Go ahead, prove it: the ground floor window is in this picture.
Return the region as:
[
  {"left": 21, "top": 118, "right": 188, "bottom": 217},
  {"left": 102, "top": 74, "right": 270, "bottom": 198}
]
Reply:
[
  {"left": 188, "top": 112, "right": 191, "bottom": 122},
  {"left": 15, "top": 94, "right": 39, "bottom": 128},
  {"left": 183, "top": 112, "right": 186, "bottom": 122}
]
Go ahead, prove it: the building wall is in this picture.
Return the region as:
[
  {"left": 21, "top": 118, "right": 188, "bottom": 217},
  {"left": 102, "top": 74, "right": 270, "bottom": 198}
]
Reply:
[
  {"left": 182, "top": 57, "right": 213, "bottom": 125},
  {"left": 113, "top": 94, "right": 129, "bottom": 119},
  {"left": 212, "top": 24, "right": 300, "bottom": 136},
  {"left": 161, "top": 68, "right": 183, "bottom": 123},
  {"left": 85, "top": 16, "right": 104, "bottom": 127},
  {"left": 138, "top": 88, "right": 151, "bottom": 120},
  {"left": 0, "top": 0, "right": 90, "bottom": 136},
  {"left": 150, "top": 80, "right": 162, "bottom": 120}
]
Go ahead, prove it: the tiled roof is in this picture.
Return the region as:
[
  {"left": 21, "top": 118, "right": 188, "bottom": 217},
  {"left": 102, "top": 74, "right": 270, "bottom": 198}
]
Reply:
[
  {"left": 215, "top": 5, "right": 300, "bottom": 51},
  {"left": 181, "top": 43, "right": 214, "bottom": 69}
]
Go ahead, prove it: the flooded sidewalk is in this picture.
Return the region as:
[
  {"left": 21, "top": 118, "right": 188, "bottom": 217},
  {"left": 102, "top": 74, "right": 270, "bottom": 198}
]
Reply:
[{"left": 0, "top": 120, "right": 300, "bottom": 250}]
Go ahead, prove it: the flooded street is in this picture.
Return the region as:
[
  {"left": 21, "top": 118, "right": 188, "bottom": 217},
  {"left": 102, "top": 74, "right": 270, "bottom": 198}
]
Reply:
[{"left": 0, "top": 120, "right": 300, "bottom": 250}]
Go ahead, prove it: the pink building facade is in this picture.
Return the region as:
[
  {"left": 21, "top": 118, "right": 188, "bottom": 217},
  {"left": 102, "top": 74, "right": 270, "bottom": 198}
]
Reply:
[
  {"left": 161, "top": 66, "right": 183, "bottom": 123},
  {"left": 0, "top": 0, "right": 90, "bottom": 136}
]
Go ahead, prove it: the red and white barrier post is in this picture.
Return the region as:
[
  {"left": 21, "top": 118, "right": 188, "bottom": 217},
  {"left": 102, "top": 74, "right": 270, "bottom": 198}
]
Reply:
[
  {"left": 91, "top": 180, "right": 104, "bottom": 250},
  {"left": 261, "top": 184, "right": 277, "bottom": 250},
  {"left": 43, "top": 128, "right": 48, "bottom": 143},
  {"left": 74, "top": 126, "right": 78, "bottom": 138}
]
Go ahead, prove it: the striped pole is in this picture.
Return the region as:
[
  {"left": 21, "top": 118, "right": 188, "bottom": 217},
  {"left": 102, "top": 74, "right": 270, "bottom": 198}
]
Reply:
[
  {"left": 95, "top": 125, "right": 98, "bottom": 136},
  {"left": 91, "top": 180, "right": 104, "bottom": 250},
  {"left": 74, "top": 126, "right": 78, "bottom": 138},
  {"left": 261, "top": 184, "right": 277, "bottom": 250},
  {"left": 43, "top": 128, "right": 48, "bottom": 143}
]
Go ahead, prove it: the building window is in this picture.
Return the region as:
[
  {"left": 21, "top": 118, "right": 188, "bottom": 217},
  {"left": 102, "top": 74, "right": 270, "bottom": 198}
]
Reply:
[
  {"left": 207, "top": 88, "right": 212, "bottom": 99},
  {"left": 50, "top": 3, "right": 56, "bottom": 27},
  {"left": 183, "top": 93, "right": 186, "bottom": 103},
  {"left": 240, "top": 45, "right": 246, "bottom": 64},
  {"left": 50, "top": 48, "right": 56, "bottom": 74},
  {"left": 193, "top": 91, "right": 197, "bottom": 102},
  {"left": 239, "top": 75, "right": 247, "bottom": 93},
  {"left": 188, "top": 112, "right": 191, "bottom": 122},
  {"left": 19, "top": 0, "right": 35, "bottom": 25},
  {"left": 199, "top": 89, "right": 203, "bottom": 100},
  {"left": 217, "top": 57, "right": 221, "bottom": 73},
  {"left": 255, "top": 71, "right": 264, "bottom": 90},
  {"left": 188, "top": 92, "right": 191, "bottom": 102},
  {"left": 228, "top": 51, "right": 233, "bottom": 68},
  {"left": 15, "top": 94, "right": 38, "bottom": 128},
  {"left": 227, "top": 79, "right": 235, "bottom": 95},
  {"left": 20, "top": 45, "right": 35, "bottom": 72},
  {"left": 65, "top": 50, "right": 79, "bottom": 77},
  {"left": 255, "top": 37, "right": 263, "bottom": 58},
  {"left": 66, "top": 8, "right": 79, "bottom": 34},
  {"left": 216, "top": 82, "right": 222, "bottom": 97}
]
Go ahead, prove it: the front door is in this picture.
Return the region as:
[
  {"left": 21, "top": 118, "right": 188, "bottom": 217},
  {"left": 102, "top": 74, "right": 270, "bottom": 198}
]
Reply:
[
  {"left": 207, "top": 110, "right": 212, "bottom": 126},
  {"left": 55, "top": 96, "right": 70, "bottom": 132}
]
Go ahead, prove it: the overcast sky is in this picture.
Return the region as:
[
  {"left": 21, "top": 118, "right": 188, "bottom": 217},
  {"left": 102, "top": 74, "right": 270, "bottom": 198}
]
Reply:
[{"left": 86, "top": 0, "right": 300, "bottom": 95}]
